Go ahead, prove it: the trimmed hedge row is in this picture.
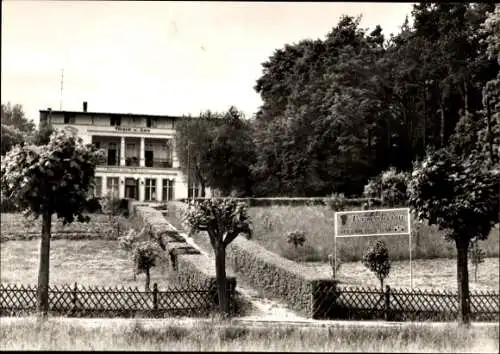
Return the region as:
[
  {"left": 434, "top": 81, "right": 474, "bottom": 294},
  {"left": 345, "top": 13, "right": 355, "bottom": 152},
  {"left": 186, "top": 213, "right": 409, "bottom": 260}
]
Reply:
[
  {"left": 178, "top": 197, "right": 382, "bottom": 207},
  {"left": 166, "top": 201, "right": 338, "bottom": 318},
  {"left": 226, "top": 236, "right": 337, "bottom": 318},
  {"left": 130, "top": 203, "right": 237, "bottom": 292},
  {"left": 186, "top": 227, "right": 337, "bottom": 318}
]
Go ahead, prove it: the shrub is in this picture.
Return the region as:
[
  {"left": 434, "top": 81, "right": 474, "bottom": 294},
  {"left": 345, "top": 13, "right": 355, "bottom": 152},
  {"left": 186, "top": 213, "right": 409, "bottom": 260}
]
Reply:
[
  {"left": 84, "top": 197, "right": 102, "bottom": 213},
  {"left": 133, "top": 240, "right": 164, "bottom": 291},
  {"left": 364, "top": 167, "right": 409, "bottom": 207},
  {"left": 362, "top": 240, "right": 391, "bottom": 290},
  {"left": 287, "top": 230, "right": 306, "bottom": 248},
  {"left": 469, "top": 239, "right": 486, "bottom": 283},
  {"left": 326, "top": 193, "right": 347, "bottom": 211}
]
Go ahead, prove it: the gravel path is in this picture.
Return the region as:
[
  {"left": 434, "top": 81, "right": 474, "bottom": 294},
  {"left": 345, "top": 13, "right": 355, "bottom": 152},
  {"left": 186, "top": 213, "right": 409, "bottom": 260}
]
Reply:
[{"left": 175, "top": 229, "right": 307, "bottom": 321}]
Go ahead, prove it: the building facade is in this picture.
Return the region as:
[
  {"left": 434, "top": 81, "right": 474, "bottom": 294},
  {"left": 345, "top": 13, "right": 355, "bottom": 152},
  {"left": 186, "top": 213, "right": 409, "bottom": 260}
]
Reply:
[{"left": 39, "top": 102, "right": 208, "bottom": 202}]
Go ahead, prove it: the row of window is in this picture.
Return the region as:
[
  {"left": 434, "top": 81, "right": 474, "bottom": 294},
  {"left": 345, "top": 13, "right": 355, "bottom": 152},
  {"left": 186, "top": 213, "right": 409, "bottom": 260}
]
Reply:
[
  {"left": 63, "top": 114, "right": 174, "bottom": 129},
  {"left": 90, "top": 177, "right": 175, "bottom": 201}
]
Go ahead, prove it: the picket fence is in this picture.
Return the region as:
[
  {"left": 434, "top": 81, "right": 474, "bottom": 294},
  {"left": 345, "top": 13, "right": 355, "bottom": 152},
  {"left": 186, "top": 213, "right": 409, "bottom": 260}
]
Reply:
[
  {"left": 312, "top": 283, "right": 500, "bottom": 321},
  {"left": 0, "top": 282, "right": 230, "bottom": 317}
]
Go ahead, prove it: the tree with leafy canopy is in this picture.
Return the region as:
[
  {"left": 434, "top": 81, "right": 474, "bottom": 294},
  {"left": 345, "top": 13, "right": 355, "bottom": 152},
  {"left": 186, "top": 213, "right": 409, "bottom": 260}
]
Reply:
[
  {"left": 201, "top": 107, "right": 256, "bottom": 196},
  {"left": 31, "top": 120, "right": 55, "bottom": 146},
  {"left": 133, "top": 240, "right": 164, "bottom": 291},
  {"left": 184, "top": 199, "right": 251, "bottom": 315},
  {"left": 362, "top": 240, "right": 392, "bottom": 291},
  {"left": 1, "top": 103, "right": 35, "bottom": 155},
  {"left": 408, "top": 148, "right": 499, "bottom": 324},
  {"left": 0, "top": 129, "right": 104, "bottom": 317},
  {"left": 175, "top": 111, "right": 221, "bottom": 197},
  {"left": 175, "top": 107, "right": 255, "bottom": 197}
]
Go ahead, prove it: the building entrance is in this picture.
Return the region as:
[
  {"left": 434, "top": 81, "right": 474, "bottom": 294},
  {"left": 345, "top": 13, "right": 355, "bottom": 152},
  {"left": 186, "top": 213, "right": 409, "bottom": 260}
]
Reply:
[{"left": 125, "top": 178, "right": 138, "bottom": 200}]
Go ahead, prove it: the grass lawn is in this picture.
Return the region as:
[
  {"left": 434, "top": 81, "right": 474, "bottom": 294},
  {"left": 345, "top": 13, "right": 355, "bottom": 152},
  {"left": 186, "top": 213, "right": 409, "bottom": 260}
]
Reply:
[
  {"left": 1, "top": 317, "right": 498, "bottom": 352},
  {"left": 0, "top": 240, "right": 176, "bottom": 290},
  {"left": 166, "top": 202, "right": 499, "bottom": 292},
  {"left": 0, "top": 212, "right": 130, "bottom": 242},
  {"left": 306, "top": 258, "right": 500, "bottom": 292},
  {"left": 248, "top": 205, "right": 500, "bottom": 262}
]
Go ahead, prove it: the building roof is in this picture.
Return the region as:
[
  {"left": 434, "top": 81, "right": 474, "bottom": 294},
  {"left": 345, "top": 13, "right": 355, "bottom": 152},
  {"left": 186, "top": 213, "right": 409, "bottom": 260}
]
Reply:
[{"left": 39, "top": 109, "right": 189, "bottom": 119}]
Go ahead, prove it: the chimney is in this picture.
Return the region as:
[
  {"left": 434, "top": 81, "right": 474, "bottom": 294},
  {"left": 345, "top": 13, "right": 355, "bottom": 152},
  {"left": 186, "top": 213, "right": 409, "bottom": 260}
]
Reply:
[{"left": 83, "top": 101, "right": 88, "bottom": 112}]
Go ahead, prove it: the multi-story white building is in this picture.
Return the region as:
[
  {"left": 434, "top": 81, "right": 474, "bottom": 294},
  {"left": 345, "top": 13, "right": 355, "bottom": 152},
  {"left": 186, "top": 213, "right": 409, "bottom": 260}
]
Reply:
[{"left": 39, "top": 102, "right": 208, "bottom": 202}]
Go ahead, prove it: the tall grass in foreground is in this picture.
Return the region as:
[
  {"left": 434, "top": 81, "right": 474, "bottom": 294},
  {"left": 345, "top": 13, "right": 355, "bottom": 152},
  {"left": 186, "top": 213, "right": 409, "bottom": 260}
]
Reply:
[
  {"left": 0, "top": 317, "right": 498, "bottom": 352},
  {"left": 248, "top": 206, "right": 500, "bottom": 262}
]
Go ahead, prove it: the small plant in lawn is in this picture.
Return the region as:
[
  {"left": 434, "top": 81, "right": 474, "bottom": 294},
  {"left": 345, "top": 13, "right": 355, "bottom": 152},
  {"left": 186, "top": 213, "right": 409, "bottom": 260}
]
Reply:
[
  {"left": 184, "top": 198, "right": 252, "bottom": 316},
  {"left": 263, "top": 213, "right": 273, "bottom": 231},
  {"left": 287, "top": 230, "right": 306, "bottom": 248},
  {"left": 469, "top": 239, "right": 486, "bottom": 283},
  {"left": 328, "top": 253, "right": 342, "bottom": 280},
  {"left": 362, "top": 240, "right": 391, "bottom": 291},
  {"left": 102, "top": 194, "right": 128, "bottom": 239},
  {"left": 133, "top": 240, "right": 164, "bottom": 291},
  {"left": 326, "top": 193, "right": 347, "bottom": 211}
]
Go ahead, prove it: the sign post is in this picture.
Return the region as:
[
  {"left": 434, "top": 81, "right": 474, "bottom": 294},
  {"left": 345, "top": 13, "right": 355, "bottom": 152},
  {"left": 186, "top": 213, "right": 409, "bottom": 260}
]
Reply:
[{"left": 334, "top": 208, "right": 413, "bottom": 288}]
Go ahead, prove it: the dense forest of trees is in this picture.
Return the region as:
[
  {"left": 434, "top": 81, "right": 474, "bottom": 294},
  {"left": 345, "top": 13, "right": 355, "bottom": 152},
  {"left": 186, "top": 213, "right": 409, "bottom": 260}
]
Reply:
[{"left": 177, "top": 3, "right": 499, "bottom": 197}]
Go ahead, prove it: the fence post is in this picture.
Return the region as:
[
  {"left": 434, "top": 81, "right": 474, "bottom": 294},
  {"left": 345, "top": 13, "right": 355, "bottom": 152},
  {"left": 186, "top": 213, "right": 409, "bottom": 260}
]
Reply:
[
  {"left": 384, "top": 285, "right": 391, "bottom": 321},
  {"left": 153, "top": 283, "right": 158, "bottom": 311},
  {"left": 72, "top": 282, "right": 78, "bottom": 313}
]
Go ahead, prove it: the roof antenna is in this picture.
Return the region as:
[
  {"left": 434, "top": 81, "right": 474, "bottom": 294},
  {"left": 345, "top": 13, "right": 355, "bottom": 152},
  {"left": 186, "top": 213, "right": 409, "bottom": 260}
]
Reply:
[{"left": 59, "top": 68, "right": 64, "bottom": 110}]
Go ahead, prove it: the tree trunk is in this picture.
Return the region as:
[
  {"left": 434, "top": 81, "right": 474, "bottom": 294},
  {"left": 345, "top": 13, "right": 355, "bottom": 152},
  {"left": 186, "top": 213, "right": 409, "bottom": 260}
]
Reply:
[
  {"left": 486, "top": 99, "right": 494, "bottom": 165},
  {"left": 145, "top": 268, "right": 150, "bottom": 292},
  {"left": 214, "top": 245, "right": 229, "bottom": 316},
  {"left": 464, "top": 81, "right": 469, "bottom": 115},
  {"left": 456, "top": 238, "right": 471, "bottom": 324},
  {"left": 474, "top": 265, "right": 478, "bottom": 283},
  {"left": 439, "top": 100, "right": 445, "bottom": 148},
  {"left": 37, "top": 209, "right": 52, "bottom": 317},
  {"left": 423, "top": 85, "right": 427, "bottom": 148}
]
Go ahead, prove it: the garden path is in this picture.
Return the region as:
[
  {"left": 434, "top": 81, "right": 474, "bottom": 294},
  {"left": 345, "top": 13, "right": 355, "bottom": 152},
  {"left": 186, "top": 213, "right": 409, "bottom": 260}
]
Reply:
[{"left": 170, "top": 225, "right": 307, "bottom": 321}]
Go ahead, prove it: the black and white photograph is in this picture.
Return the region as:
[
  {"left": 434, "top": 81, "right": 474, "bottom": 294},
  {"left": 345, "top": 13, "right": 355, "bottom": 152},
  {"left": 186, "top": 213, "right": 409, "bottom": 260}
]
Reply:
[{"left": 1, "top": 1, "right": 499, "bottom": 352}]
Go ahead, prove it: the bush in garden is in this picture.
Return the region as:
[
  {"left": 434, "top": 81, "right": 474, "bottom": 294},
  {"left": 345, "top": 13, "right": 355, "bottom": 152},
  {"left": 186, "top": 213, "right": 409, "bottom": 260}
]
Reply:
[
  {"left": 84, "top": 197, "right": 102, "bottom": 213},
  {"left": 326, "top": 193, "right": 347, "bottom": 211},
  {"left": 133, "top": 240, "right": 164, "bottom": 291},
  {"left": 469, "top": 239, "right": 486, "bottom": 283},
  {"left": 287, "top": 230, "right": 306, "bottom": 248},
  {"left": 362, "top": 240, "right": 391, "bottom": 290},
  {"left": 363, "top": 167, "right": 410, "bottom": 207},
  {"left": 102, "top": 194, "right": 128, "bottom": 238}
]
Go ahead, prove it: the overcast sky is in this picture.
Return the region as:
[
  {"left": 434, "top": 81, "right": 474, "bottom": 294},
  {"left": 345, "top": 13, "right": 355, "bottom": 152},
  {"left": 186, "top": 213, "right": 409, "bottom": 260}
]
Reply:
[{"left": 2, "top": 1, "right": 415, "bottom": 126}]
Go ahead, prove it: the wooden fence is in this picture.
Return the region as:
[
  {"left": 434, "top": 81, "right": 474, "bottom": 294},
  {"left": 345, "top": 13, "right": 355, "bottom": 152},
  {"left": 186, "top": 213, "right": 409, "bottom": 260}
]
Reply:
[
  {"left": 312, "top": 284, "right": 500, "bottom": 321},
  {"left": 0, "top": 282, "right": 235, "bottom": 318}
]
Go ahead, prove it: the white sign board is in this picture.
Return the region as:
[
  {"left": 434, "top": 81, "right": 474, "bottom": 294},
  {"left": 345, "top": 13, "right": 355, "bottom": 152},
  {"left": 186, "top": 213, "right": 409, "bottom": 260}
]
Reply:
[
  {"left": 334, "top": 208, "right": 413, "bottom": 287},
  {"left": 336, "top": 208, "right": 410, "bottom": 237}
]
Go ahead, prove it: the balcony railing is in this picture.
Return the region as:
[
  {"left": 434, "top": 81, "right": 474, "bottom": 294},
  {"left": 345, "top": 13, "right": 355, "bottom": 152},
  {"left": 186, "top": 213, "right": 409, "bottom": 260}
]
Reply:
[
  {"left": 146, "top": 158, "right": 173, "bottom": 168},
  {"left": 98, "top": 160, "right": 120, "bottom": 166},
  {"left": 97, "top": 158, "right": 173, "bottom": 168},
  {"left": 126, "top": 157, "right": 139, "bottom": 167}
]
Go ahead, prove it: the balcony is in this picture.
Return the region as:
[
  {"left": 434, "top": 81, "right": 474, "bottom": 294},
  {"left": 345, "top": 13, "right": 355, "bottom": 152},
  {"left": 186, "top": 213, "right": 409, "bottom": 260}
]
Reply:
[
  {"left": 97, "top": 158, "right": 173, "bottom": 169},
  {"left": 98, "top": 160, "right": 120, "bottom": 167},
  {"left": 146, "top": 158, "right": 173, "bottom": 168},
  {"left": 125, "top": 157, "right": 139, "bottom": 167}
]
